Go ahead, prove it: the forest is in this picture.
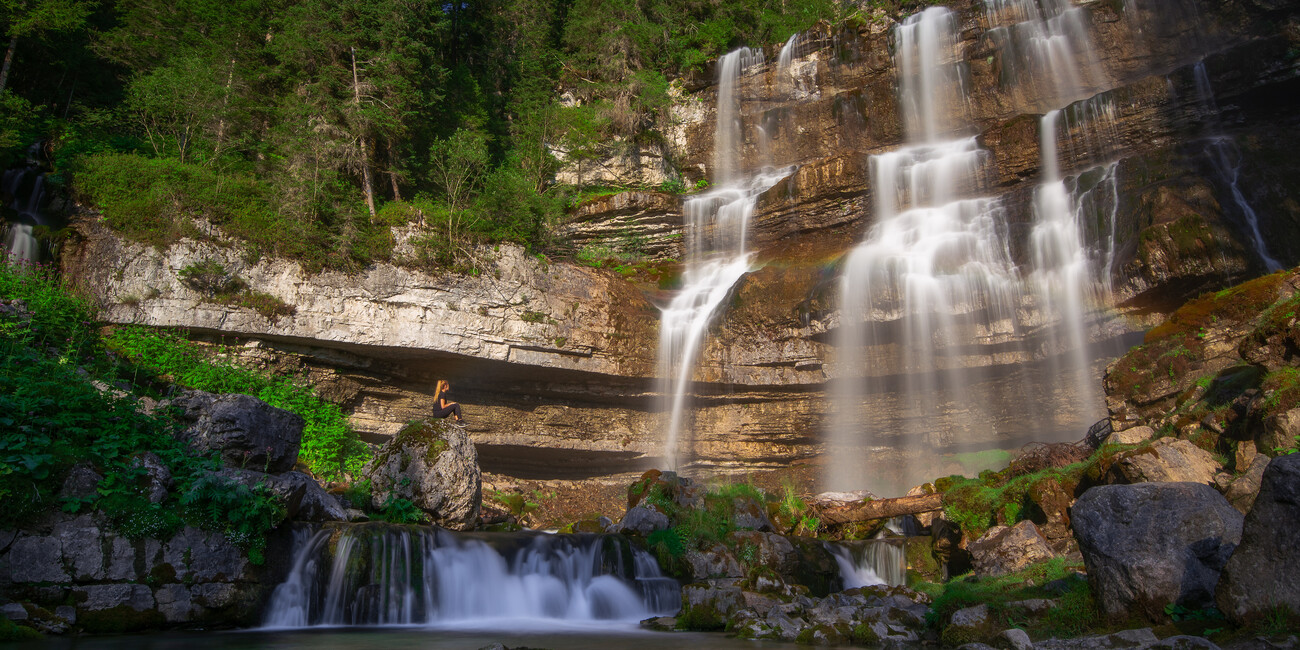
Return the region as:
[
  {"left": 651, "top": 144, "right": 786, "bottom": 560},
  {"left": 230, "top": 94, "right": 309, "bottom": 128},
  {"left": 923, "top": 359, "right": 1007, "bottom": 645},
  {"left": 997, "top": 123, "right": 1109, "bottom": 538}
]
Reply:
[{"left": 2, "top": 0, "right": 848, "bottom": 271}]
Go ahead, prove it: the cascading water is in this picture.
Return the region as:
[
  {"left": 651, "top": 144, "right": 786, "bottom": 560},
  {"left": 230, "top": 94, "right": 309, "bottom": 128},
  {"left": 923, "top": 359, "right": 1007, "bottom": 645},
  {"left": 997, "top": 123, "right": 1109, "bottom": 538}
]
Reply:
[
  {"left": 658, "top": 47, "right": 793, "bottom": 468},
  {"left": 1190, "top": 61, "right": 1281, "bottom": 272},
  {"left": 264, "top": 525, "right": 680, "bottom": 628},
  {"left": 832, "top": 7, "right": 1024, "bottom": 494},
  {"left": 827, "top": 536, "right": 908, "bottom": 589},
  {"left": 3, "top": 143, "right": 52, "bottom": 263}
]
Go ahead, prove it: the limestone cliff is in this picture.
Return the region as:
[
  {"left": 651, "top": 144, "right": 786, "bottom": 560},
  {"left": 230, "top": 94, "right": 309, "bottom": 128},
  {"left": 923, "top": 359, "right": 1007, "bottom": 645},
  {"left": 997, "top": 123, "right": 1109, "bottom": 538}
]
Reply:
[{"left": 60, "top": 0, "right": 1300, "bottom": 482}]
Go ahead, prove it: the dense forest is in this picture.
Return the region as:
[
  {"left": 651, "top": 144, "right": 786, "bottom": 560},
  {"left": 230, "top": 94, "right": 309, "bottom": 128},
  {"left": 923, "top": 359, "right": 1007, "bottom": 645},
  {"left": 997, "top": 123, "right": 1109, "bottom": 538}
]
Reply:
[{"left": 2, "top": 0, "right": 851, "bottom": 272}]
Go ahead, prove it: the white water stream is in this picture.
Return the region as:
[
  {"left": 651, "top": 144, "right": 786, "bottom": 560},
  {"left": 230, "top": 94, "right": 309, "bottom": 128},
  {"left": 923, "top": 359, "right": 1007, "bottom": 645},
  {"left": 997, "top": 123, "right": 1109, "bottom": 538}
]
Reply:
[{"left": 264, "top": 526, "right": 679, "bottom": 628}]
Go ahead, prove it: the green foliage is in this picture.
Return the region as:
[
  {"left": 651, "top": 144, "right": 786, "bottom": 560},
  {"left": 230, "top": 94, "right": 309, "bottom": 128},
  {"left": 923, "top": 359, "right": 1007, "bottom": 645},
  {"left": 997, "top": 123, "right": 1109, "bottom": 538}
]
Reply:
[
  {"left": 105, "top": 326, "right": 369, "bottom": 480},
  {"left": 0, "top": 263, "right": 283, "bottom": 561},
  {"left": 178, "top": 259, "right": 243, "bottom": 295},
  {"left": 489, "top": 489, "right": 541, "bottom": 520},
  {"left": 0, "top": 617, "right": 42, "bottom": 641},
  {"left": 923, "top": 558, "right": 1097, "bottom": 641},
  {"left": 376, "top": 495, "right": 424, "bottom": 524}
]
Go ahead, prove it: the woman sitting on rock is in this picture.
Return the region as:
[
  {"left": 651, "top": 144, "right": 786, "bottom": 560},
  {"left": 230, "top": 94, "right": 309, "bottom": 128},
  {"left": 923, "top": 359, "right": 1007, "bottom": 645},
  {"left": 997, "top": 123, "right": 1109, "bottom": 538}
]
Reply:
[{"left": 432, "top": 379, "right": 466, "bottom": 424}]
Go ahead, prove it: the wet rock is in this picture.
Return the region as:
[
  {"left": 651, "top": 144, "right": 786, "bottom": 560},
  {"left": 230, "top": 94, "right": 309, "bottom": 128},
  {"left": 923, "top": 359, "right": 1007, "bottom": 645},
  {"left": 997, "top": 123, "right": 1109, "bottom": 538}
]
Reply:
[
  {"left": 363, "top": 418, "right": 481, "bottom": 531},
  {"left": 968, "top": 521, "right": 1054, "bottom": 577},
  {"left": 173, "top": 390, "right": 304, "bottom": 473},
  {"left": 1216, "top": 453, "right": 1300, "bottom": 624},
  {"left": 1224, "top": 454, "right": 1270, "bottom": 514},
  {"left": 616, "top": 505, "right": 669, "bottom": 536},
  {"left": 1072, "top": 483, "right": 1243, "bottom": 621},
  {"left": 1106, "top": 426, "right": 1156, "bottom": 446},
  {"left": 1113, "top": 438, "right": 1222, "bottom": 485}
]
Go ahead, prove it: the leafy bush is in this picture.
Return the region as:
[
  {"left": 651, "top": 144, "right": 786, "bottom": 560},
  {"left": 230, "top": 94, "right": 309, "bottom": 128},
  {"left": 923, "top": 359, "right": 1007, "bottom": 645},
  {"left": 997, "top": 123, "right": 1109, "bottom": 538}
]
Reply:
[
  {"left": 0, "top": 263, "right": 283, "bottom": 560},
  {"left": 105, "top": 326, "right": 369, "bottom": 480}
]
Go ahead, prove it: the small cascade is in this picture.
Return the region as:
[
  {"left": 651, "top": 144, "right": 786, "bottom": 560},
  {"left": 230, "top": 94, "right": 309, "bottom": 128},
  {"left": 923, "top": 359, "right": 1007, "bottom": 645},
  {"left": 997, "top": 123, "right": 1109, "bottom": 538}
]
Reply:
[
  {"left": 982, "top": 0, "right": 1106, "bottom": 110},
  {"left": 1190, "top": 61, "right": 1280, "bottom": 271},
  {"left": 832, "top": 7, "right": 1023, "bottom": 494},
  {"left": 264, "top": 525, "right": 679, "bottom": 628},
  {"left": 826, "top": 537, "right": 907, "bottom": 589},
  {"left": 2, "top": 143, "right": 52, "bottom": 263},
  {"left": 658, "top": 46, "right": 793, "bottom": 468}
]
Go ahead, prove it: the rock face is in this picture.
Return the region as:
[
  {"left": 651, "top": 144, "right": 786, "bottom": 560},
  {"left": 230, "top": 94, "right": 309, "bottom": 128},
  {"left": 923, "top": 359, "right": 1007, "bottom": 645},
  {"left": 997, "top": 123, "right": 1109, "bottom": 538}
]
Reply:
[
  {"left": 363, "top": 419, "right": 482, "bottom": 530},
  {"left": 1216, "top": 453, "right": 1300, "bottom": 624},
  {"left": 173, "top": 390, "right": 304, "bottom": 473},
  {"left": 967, "top": 521, "right": 1054, "bottom": 578},
  {"left": 219, "top": 469, "right": 347, "bottom": 523},
  {"left": 60, "top": 0, "right": 1300, "bottom": 488},
  {"left": 1071, "top": 483, "right": 1243, "bottom": 621},
  {"left": 0, "top": 513, "right": 294, "bottom": 631}
]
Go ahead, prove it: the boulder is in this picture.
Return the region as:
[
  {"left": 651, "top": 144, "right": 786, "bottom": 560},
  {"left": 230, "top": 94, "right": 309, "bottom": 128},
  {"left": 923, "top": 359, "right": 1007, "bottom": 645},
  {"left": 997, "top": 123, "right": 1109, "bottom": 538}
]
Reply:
[
  {"left": 1223, "top": 454, "right": 1270, "bottom": 514},
  {"left": 678, "top": 582, "right": 745, "bottom": 630},
  {"left": 616, "top": 505, "right": 669, "bottom": 536},
  {"left": 1261, "top": 409, "right": 1300, "bottom": 455},
  {"left": 363, "top": 419, "right": 481, "bottom": 530},
  {"left": 1113, "top": 438, "right": 1221, "bottom": 485},
  {"left": 686, "top": 543, "right": 743, "bottom": 580},
  {"left": 945, "top": 604, "right": 993, "bottom": 646},
  {"left": 968, "top": 520, "right": 1054, "bottom": 577},
  {"left": 1215, "top": 453, "right": 1300, "bottom": 624},
  {"left": 132, "top": 452, "right": 173, "bottom": 504},
  {"left": 730, "top": 496, "right": 774, "bottom": 532},
  {"left": 1106, "top": 426, "right": 1155, "bottom": 446},
  {"left": 173, "top": 390, "right": 304, "bottom": 473},
  {"left": 218, "top": 469, "right": 346, "bottom": 522},
  {"left": 994, "top": 628, "right": 1034, "bottom": 650},
  {"left": 58, "top": 463, "right": 102, "bottom": 501},
  {"left": 1071, "top": 483, "right": 1243, "bottom": 621}
]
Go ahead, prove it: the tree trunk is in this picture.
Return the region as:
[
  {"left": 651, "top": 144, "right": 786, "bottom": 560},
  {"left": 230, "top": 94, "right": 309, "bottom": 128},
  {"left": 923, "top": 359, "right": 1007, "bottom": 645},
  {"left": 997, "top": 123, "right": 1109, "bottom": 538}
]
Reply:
[
  {"left": 818, "top": 493, "right": 945, "bottom": 526},
  {"left": 386, "top": 140, "right": 402, "bottom": 201},
  {"left": 214, "top": 58, "right": 236, "bottom": 160},
  {"left": 0, "top": 35, "right": 18, "bottom": 95},
  {"left": 351, "top": 47, "right": 376, "bottom": 221}
]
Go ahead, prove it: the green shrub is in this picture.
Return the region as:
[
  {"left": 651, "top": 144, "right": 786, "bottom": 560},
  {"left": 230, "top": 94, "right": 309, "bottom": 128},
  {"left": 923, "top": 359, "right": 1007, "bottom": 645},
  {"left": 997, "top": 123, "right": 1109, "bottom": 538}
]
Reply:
[
  {"left": 0, "top": 263, "right": 283, "bottom": 560},
  {"left": 105, "top": 326, "right": 369, "bottom": 480}
]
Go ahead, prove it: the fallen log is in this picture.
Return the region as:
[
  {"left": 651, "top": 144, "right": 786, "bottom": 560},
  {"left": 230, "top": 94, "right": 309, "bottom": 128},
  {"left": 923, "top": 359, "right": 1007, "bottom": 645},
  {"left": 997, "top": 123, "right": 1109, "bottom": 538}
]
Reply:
[{"left": 818, "top": 492, "right": 945, "bottom": 525}]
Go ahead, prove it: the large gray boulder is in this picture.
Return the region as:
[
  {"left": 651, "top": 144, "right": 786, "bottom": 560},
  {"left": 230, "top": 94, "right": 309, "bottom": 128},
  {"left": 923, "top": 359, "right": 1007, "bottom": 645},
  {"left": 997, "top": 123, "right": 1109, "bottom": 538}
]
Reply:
[
  {"left": 968, "top": 520, "right": 1054, "bottom": 577},
  {"left": 363, "top": 419, "right": 481, "bottom": 530},
  {"left": 173, "top": 390, "right": 304, "bottom": 473},
  {"left": 1071, "top": 483, "right": 1243, "bottom": 621},
  {"left": 1216, "top": 453, "right": 1300, "bottom": 624}
]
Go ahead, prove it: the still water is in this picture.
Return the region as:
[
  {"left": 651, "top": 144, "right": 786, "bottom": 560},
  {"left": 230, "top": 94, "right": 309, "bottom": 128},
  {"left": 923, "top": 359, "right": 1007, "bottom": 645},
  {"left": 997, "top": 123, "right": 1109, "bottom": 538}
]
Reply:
[{"left": 25, "top": 625, "right": 778, "bottom": 650}]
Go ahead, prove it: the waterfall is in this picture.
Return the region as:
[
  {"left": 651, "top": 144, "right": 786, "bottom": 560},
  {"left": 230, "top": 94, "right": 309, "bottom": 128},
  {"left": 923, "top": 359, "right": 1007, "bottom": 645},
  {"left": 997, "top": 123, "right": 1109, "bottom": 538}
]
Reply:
[
  {"left": 2, "top": 146, "right": 51, "bottom": 264},
  {"left": 658, "top": 47, "right": 793, "bottom": 468},
  {"left": 832, "top": 7, "right": 1023, "bottom": 494},
  {"left": 1191, "top": 61, "right": 1281, "bottom": 272},
  {"left": 826, "top": 538, "right": 908, "bottom": 589},
  {"left": 264, "top": 525, "right": 680, "bottom": 628}
]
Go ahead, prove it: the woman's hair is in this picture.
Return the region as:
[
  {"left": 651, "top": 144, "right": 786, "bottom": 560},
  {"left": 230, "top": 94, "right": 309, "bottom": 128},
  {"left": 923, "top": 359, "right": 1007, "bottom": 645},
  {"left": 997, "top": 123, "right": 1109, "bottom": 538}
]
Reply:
[{"left": 434, "top": 379, "right": 448, "bottom": 402}]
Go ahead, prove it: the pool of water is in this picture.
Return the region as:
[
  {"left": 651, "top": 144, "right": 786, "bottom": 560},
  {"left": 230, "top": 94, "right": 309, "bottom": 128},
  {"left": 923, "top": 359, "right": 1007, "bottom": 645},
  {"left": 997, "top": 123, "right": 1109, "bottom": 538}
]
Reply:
[{"left": 25, "top": 625, "right": 778, "bottom": 649}]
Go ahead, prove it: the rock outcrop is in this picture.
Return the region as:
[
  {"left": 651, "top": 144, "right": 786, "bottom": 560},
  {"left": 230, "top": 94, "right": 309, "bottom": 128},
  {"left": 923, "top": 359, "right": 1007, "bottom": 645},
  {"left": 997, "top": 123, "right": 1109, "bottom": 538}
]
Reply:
[
  {"left": 1216, "top": 453, "right": 1300, "bottom": 624},
  {"left": 1110, "top": 438, "right": 1222, "bottom": 485},
  {"left": 0, "top": 513, "right": 294, "bottom": 632},
  {"left": 363, "top": 419, "right": 482, "bottom": 530},
  {"left": 173, "top": 390, "right": 304, "bottom": 473},
  {"left": 1071, "top": 482, "right": 1243, "bottom": 621},
  {"left": 967, "top": 521, "right": 1054, "bottom": 578}
]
